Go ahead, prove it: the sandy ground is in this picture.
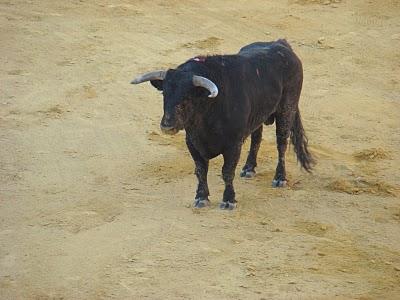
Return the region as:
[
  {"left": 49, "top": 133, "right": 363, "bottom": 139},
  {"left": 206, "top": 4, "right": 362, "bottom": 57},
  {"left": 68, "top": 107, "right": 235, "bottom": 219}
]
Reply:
[{"left": 1, "top": 0, "right": 400, "bottom": 299}]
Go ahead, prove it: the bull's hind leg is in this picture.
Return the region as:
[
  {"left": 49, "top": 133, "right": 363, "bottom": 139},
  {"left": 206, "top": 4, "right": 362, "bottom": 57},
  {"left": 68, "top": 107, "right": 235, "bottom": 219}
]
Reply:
[
  {"left": 186, "top": 136, "right": 210, "bottom": 208},
  {"left": 272, "top": 111, "right": 295, "bottom": 187},
  {"left": 240, "top": 126, "right": 263, "bottom": 178}
]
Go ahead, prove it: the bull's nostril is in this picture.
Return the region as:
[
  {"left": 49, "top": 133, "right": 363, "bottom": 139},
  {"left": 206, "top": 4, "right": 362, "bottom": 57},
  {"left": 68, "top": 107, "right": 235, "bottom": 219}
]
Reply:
[{"left": 161, "top": 116, "right": 174, "bottom": 128}]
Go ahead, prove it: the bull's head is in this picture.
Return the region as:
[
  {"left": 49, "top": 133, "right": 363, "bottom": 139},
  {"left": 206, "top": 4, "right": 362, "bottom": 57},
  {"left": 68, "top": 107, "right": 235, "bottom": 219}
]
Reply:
[{"left": 131, "top": 69, "right": 218, "bottom": 135}]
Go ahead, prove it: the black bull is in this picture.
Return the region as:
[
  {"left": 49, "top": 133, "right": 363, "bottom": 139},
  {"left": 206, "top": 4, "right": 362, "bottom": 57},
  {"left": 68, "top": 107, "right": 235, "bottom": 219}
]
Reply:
[{"left": 131, "top": 39, "right": 315, "bottom": 210}]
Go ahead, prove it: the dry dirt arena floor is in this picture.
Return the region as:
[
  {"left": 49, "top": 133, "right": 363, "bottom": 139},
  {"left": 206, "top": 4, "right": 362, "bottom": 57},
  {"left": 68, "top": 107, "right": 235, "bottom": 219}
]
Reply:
[{"left": 1, "top": 0, "right": 400, "bottom": 299}]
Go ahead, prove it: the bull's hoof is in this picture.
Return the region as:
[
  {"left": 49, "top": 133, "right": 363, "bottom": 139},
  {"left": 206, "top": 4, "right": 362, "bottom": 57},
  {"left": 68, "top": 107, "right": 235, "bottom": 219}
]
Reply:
[
  {"left": 219, "top": 201, "right": 237, "bottom": 210},
  {"left": 272, "top": 179, "right": 287, "bottom": 188},
  {"left": 193, "top": 198, "right": 210, "bottom": 208},
  {"left": 240, "top": 169, "right": 256, "bottom": 178}
]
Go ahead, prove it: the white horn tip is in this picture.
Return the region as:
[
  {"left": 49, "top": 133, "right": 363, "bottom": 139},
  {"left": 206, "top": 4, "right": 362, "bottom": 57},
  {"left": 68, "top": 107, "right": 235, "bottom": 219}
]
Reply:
[
  {"left": 208, "top": 90, "right": 218, "bottom": 98},
  {"left": 130, "top": 78, "right": 140, "bottom": 84}
]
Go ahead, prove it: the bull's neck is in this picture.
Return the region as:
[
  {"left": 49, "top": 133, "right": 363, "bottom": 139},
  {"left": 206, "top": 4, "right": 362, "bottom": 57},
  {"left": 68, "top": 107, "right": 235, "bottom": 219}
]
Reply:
[{"left": 182, "top": 98, "right": 216, "bottom": 131}]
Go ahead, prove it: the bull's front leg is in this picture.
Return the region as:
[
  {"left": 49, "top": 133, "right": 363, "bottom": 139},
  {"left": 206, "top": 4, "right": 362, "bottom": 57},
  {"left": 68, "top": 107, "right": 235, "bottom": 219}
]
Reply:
[
  {"left": 220, "top": 143, "right": 242, "bottom": 210},
  {"left": 186, "top": 136, "right": 210, "bottom": 208}
]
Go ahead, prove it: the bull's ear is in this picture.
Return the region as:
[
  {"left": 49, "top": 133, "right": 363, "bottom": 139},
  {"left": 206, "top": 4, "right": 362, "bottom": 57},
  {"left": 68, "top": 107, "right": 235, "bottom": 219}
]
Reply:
[{"left": 150, "top": 80, "right": 163, "bottom": 91}]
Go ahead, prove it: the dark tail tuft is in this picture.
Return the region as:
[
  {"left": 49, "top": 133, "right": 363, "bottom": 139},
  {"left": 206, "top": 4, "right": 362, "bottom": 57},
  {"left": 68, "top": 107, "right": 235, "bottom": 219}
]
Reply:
[{"left": 290, "top": 110, "right": 315, "bottom": 172}]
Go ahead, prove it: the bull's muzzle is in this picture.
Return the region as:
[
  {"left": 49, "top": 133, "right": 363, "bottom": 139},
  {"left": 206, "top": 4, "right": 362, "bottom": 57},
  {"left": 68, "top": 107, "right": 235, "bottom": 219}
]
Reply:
[
  {"left": 160, "top": 126, "right": 178, "bottom": 135},
  {"left": 160, "top": 113, "right": 179, "bottom": 135}
]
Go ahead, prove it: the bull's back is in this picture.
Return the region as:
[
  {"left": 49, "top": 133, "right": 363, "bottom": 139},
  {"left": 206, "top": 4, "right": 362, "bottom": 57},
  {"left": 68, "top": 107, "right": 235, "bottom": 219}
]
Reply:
[
  {"left": 238, "top": 39, "right": 292, "bottom": 56},
  {"left": 238, "top": 40, "right": 300, "bottom": 77},
  {"left": 237, "top": 40, "right": 301, "bottom": 133}
]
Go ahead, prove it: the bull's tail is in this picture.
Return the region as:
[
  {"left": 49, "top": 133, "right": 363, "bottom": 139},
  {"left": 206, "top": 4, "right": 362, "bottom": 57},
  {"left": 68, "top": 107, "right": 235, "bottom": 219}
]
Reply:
[{"left": 290, "top": 109, "right": 315, "bottom": 172}]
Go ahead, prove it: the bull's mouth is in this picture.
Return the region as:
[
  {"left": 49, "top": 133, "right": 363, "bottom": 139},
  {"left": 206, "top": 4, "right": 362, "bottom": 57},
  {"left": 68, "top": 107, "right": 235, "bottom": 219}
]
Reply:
[{"left": 160, "top": 125, "right": 179, "bottom": 135}]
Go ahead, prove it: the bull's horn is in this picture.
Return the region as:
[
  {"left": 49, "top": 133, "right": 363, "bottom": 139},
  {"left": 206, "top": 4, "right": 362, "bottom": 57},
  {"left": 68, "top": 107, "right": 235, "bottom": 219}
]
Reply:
[
  {"left": 131, "top": 70, "right": 166, "bottom": 84},
  {"left": 192, "top": 75, "right": 218, "bottom": 98}
]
